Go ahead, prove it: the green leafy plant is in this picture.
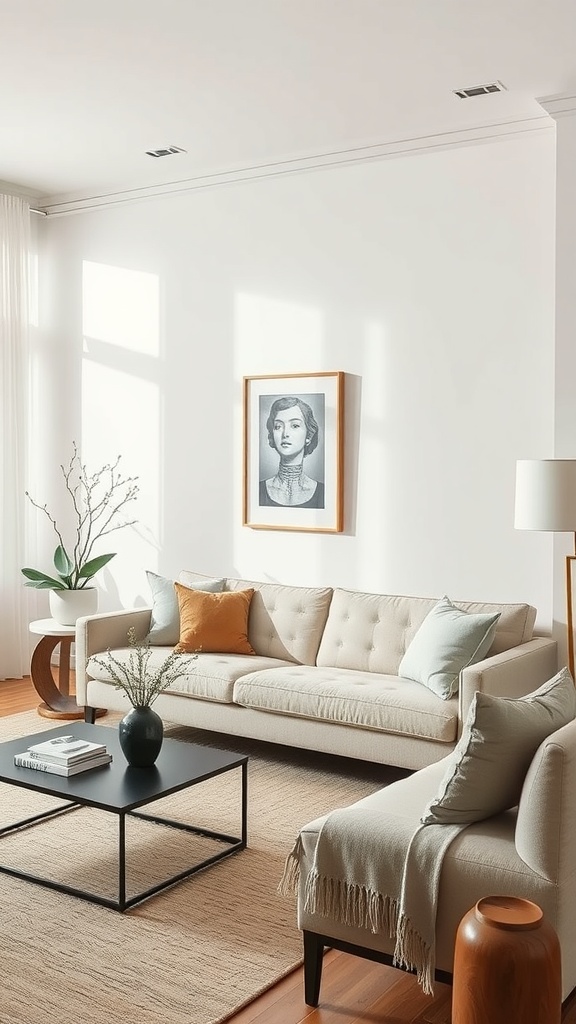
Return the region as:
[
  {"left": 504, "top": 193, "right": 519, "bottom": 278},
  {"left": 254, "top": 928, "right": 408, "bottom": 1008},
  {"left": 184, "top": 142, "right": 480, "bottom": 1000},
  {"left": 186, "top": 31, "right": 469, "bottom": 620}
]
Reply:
[
  {"left": 22, "top": 442, "right": 139, "bottom": 590},
  {"left": 91, "top": 627, "right": 195, "bottom": 707}
]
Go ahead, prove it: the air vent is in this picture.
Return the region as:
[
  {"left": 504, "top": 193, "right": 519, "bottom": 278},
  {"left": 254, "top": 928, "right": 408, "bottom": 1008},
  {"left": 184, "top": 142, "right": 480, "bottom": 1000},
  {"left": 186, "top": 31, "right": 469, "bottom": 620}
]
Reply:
[
  {"left": 145, "top": 146, "right": 187, "bottom": 158},
  {"left": 454, "top": 81, "right": 506, "bottom": 99}
]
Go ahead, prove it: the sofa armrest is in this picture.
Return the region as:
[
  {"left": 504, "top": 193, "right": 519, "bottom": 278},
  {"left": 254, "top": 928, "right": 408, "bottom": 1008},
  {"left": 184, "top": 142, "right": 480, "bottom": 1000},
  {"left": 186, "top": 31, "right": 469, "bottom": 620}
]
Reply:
[
  {"left": 458, "top": 638, "right": 559, "bottom": 730},
  {"left": 74, "top": 608, "right": 153, "bottom": 706}
]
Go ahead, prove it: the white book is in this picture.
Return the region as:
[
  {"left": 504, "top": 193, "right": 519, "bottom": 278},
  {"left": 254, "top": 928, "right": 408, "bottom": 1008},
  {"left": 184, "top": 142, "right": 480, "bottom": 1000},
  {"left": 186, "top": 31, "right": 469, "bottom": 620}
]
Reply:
[
  {"left": 14, "top": 751, "right": 113, "bottom": 776},
  {"left": 27, "top": 735, "right": 107, "bottom": 764}
]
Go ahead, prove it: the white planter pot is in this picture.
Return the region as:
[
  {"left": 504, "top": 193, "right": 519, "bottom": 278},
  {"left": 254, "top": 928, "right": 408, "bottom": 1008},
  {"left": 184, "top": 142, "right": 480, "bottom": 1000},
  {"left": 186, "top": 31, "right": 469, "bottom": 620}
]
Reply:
[{"left": 49, "top": 588, "right": 99, "bottom": 626}]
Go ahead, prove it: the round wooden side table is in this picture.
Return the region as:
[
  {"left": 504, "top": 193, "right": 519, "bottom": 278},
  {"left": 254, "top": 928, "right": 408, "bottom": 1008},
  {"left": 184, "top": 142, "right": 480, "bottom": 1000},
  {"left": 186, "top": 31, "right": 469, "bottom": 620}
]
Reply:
[
  {"left": 452, "top": 896, "right": 562, "bottom": 1024},
  {"left": 29, "top": 618, "right": 105, "bottom": 721}
]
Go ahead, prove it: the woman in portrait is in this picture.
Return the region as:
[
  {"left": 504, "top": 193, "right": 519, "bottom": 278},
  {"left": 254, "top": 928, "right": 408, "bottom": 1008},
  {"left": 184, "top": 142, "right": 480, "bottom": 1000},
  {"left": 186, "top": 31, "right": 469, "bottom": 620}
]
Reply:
[{"left": 259, "top": 396, "right": 325, "bottom": 508}]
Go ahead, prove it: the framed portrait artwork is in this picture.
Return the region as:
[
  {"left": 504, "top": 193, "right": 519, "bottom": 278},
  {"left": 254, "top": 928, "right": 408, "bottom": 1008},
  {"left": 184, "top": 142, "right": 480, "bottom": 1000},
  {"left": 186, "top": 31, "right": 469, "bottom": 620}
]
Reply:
[{"left": 243, "top": 371, "right": 344, "bottom": 533}]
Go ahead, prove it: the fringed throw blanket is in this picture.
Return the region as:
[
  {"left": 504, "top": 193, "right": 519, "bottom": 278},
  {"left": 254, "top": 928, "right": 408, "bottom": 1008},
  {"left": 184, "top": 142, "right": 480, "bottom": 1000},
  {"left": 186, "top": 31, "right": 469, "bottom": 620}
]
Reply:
[{"left": 279, "top": 803, "right": 465, "bottom": 995}]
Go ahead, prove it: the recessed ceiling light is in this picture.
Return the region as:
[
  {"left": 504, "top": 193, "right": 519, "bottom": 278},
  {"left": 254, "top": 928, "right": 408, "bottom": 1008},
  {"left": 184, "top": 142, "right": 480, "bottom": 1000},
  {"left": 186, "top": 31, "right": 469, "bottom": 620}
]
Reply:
[
  {"left": 454, "top": 81, "right": 507, "bottom": 99},
  {"left": 145, "top": 146, "right": 187, "bottom": 158}
]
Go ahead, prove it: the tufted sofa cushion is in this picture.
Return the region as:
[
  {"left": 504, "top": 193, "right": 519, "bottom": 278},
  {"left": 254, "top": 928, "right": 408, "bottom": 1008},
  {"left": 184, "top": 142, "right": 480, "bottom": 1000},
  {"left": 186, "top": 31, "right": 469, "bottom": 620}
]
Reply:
[
  {"left": 88, "top": 646, "right": 295, "bottom": 704},
  {"left": 181, "top": 570, "right": 333, "bottom": 665},
  {"left": 233, "top": 665, "right": 458, "bottom": 742},
  {"left": 316, "top": 589, "right": 536, "bottom": 675}
]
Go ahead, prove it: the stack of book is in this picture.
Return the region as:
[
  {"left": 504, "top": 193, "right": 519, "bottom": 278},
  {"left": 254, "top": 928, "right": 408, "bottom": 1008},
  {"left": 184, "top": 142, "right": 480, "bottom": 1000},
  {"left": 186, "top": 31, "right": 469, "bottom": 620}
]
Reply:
[{"left": 14, "top": 735, "right": 113, "bottom": 776}]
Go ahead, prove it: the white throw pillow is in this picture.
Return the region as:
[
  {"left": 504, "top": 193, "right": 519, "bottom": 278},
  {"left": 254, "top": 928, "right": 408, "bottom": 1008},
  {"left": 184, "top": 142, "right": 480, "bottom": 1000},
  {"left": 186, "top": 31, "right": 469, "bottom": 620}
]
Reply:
[
  {"left": 398, "top": 596, "right": 500, "bottom": 699},
  {"left": 421, "top": 667, "right": 576, "bottom": 825},
  {"left": 145, "top": 571, "right": 224, "bottom": 645}
]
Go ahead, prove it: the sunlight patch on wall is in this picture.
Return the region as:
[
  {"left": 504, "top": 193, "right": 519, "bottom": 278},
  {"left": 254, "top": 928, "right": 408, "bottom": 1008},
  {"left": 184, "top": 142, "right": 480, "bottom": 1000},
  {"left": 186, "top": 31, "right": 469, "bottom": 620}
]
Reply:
[
  {"left": 82, "top": 260, "right": 159, "bottom": 355},
  {"left": 233, "top": 290, "right": 326, "bottom": 584},
  {"left": 82, "top": 360, "right": 160, "bottom": 604},
  {"left": 81, "top": 260, "right": 161, "bottom": 607},
  {"left": 358, "top": 319, "right": 388, "bottom": 585},
  {"left": 234, "top": 292, "right": 324, "bottom": 371}
]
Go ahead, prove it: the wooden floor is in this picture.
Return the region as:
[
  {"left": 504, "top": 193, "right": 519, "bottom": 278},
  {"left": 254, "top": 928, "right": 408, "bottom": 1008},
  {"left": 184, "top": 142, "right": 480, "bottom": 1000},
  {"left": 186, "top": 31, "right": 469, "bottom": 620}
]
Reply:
[
  {"left": 0, "top": 675, "right": 41, "bottom": 718},
  {"left": 2, "top": 675, "right": 576, "bottom": 1024}
]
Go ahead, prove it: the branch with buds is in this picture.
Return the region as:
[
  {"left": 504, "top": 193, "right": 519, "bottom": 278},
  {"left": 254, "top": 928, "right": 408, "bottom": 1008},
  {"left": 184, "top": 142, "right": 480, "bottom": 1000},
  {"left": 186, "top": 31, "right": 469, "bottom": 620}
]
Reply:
[
  {"left": 91, "top": 628, "right": 196, "bottom": 707},
  {"left": 22, "top": 442, "right": 140, "bottom": 590}
]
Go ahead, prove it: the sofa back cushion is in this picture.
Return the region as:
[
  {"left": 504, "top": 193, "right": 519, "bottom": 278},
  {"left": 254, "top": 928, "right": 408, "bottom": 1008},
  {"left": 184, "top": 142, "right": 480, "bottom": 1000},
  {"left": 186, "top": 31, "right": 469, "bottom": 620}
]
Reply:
[
  {"left": 180, "top": 570, "right": 333, "bottom": 665},
  {"left": 316, "top": 589, "right": 536, "bottom": 674}
]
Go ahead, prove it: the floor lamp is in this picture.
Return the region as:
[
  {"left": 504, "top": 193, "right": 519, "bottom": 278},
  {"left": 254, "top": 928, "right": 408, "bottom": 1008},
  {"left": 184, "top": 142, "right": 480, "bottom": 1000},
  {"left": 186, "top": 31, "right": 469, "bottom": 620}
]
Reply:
[{"left": 514, "top": 459, "right": 576, "bottom": 681}]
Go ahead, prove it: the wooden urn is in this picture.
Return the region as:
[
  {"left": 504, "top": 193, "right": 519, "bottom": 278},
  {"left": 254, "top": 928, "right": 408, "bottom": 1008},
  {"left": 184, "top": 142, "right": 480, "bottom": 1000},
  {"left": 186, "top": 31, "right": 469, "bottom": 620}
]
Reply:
[{"left": 452, "top": 896, "right": 562, "bottom": 1024}]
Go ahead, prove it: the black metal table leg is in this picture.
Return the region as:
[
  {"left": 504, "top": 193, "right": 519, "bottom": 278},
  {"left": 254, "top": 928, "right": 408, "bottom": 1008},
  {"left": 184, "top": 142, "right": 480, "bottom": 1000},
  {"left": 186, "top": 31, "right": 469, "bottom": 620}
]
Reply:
[{"left": 118, "top": 812, "right": 126, "bottom": 911}]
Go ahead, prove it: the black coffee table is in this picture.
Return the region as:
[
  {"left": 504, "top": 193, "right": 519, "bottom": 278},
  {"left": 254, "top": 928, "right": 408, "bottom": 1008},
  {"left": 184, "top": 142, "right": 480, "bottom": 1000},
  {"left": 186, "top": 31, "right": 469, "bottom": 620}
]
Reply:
[{"left": 0, "top": 722, "right": 248, "bottom": 911}]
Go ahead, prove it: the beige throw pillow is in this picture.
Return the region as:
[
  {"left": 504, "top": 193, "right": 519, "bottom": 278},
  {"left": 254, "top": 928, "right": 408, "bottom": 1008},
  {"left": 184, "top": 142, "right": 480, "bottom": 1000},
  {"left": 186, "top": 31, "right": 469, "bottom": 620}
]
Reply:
[{"left": 421, "top": 667, "right": 576, "bottom": 825}]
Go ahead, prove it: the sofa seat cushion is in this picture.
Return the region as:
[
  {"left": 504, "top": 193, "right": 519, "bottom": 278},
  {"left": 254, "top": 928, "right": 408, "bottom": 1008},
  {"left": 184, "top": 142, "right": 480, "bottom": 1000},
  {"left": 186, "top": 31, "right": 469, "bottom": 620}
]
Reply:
[
  {"left": 233, "top": 666, "right": 458, "bottom": 742},
  {"left": 87, "top": 649, "right": 294, "bottom": 704},
  {"left": 299, "top": 757, "right": 451, "bottom": 848},
  {"left": 297, "top": 769, "right": 543, "bottom": 973}
]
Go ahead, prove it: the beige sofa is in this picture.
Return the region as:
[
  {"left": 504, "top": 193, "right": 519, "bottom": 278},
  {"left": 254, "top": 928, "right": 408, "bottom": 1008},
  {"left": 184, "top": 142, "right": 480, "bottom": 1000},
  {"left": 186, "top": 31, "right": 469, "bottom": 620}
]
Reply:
[
  {"left": 75, "top": 571, "right": 558, "bottom": 770},
  {"left": 296, "top": 714, "right": 576, "bottom": 1004}
]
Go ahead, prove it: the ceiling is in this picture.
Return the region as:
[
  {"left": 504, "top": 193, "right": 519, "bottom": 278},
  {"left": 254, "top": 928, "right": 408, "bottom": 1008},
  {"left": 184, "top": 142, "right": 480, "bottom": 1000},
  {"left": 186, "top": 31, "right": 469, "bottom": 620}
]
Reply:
[{"left": 1, "top": 0, "right": 575, "bottom": 208}]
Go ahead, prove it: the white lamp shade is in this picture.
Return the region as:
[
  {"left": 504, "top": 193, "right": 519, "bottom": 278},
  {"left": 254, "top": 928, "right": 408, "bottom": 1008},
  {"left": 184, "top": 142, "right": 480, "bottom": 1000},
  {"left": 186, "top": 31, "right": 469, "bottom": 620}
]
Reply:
[{"left": 515, "top": 459, "right": 576, "bottom": 532}]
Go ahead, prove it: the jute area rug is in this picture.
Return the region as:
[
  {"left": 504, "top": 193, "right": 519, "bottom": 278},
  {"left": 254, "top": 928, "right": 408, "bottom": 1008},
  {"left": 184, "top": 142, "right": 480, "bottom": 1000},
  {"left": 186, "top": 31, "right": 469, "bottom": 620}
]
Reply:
[{"left": 0, "top": 710, "right": 408, "bottom": 1024}]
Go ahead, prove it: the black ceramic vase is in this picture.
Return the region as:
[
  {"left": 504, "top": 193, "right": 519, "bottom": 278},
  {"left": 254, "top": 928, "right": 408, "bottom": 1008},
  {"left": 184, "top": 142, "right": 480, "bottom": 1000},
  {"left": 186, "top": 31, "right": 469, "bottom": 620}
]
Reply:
[{"left": 118, "top": 705, "right": 164, "bottom": 767}]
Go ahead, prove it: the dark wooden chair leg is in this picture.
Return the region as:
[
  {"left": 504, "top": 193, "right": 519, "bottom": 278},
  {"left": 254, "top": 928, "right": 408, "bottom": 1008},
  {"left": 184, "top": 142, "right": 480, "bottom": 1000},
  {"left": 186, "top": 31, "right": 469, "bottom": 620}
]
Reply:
[
  {"left": 303, "top": 931, "right": 324, "bottom": 1006},
  {"left": 84, "top": 705, "right": 96, "bottom": 724}
]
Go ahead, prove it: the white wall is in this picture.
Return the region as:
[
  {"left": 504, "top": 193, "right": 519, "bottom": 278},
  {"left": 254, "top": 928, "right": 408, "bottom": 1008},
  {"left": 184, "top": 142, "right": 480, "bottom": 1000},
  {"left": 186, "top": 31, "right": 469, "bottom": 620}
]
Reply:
[
  {"left": 35, "top": 131, "right": 557, "bottom": 629},
  {"left": 550, "top": 108, "right": 576, "bottom": 661}
]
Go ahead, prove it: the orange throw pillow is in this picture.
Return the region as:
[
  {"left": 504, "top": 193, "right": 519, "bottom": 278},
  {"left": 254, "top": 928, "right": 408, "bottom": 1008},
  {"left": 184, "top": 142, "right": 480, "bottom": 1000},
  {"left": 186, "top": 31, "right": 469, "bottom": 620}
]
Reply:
[{"left": 174, "top": 584, "right": 256, "bottom": 655}]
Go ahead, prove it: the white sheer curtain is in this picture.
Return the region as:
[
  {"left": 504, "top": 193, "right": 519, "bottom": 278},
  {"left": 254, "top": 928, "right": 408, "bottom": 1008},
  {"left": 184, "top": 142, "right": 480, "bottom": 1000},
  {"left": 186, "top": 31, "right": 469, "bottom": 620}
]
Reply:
[{"left": 0, "top": 193, "right": 33, "bottom": 678}]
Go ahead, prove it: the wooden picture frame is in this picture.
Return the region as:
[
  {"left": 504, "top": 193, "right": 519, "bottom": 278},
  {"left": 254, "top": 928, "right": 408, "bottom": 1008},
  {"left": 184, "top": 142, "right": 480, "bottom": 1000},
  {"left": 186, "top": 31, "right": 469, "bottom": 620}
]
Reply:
[{"left": 243, "top": 371, "right": 344, "bottom": 533}]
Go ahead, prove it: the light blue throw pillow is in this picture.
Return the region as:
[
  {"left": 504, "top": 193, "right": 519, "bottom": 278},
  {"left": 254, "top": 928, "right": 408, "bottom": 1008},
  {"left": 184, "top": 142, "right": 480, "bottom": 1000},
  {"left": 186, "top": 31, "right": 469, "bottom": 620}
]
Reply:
[
  {"left": 398, "top": 595, "right": 500, "bottom": 700},
  {"left": 146, "top": 571, "right": 225, "bottom": 645}
]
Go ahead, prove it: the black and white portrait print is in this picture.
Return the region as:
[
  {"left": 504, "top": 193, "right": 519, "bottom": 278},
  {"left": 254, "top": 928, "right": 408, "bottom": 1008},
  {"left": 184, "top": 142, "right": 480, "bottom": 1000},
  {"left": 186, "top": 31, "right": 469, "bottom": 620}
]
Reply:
[{"left": 258, "top": 393, "right": 325, "bottom": 508}]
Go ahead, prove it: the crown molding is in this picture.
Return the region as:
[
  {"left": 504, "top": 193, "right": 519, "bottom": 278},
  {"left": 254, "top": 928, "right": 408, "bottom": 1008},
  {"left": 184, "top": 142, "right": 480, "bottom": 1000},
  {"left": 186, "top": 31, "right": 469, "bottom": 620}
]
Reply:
[
  {"left": 537, "top": 94, "right": 576, "bottom": 119},
  {"left": 36, "top": 114, "right": 554, "bottom": 218},
  {"left": 0, "top": 179, "right": 45, "bottom": 212}
]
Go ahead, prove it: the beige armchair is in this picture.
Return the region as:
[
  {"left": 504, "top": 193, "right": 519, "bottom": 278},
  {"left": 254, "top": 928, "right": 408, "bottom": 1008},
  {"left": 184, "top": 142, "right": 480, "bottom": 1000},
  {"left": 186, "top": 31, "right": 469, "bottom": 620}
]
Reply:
[{"left": 296, "top": 716, "right": 576, "bottom": 1006}]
